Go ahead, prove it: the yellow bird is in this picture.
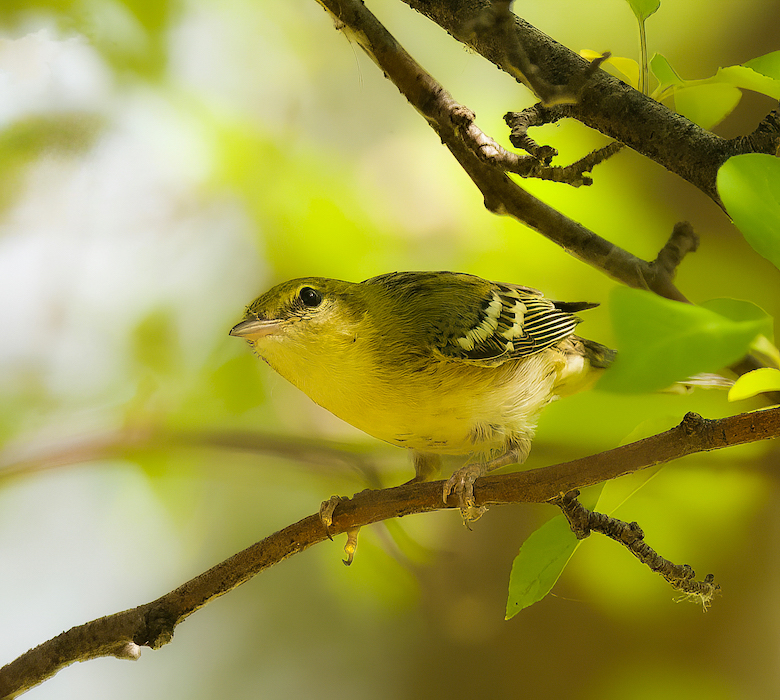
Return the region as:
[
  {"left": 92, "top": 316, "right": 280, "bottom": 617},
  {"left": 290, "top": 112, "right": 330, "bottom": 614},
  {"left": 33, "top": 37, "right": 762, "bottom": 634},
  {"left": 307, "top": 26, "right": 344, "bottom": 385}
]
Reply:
[{"left": 230, "top": 271, "right": 614, "bottom": 518}]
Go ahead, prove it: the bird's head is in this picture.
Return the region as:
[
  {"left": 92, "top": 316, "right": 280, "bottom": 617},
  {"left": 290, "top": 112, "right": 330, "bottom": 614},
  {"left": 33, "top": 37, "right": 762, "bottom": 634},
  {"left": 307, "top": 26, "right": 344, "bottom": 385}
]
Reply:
[{"left": 229, "top": 277, "right": 366, "bottom": 349}]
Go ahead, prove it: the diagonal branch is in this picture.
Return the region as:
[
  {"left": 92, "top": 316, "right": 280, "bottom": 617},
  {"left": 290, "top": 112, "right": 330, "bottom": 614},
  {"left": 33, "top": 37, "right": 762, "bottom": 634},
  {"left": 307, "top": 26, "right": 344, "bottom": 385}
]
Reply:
[
  {"left": 555, "top": 490, "right": 718, "bottom": 606},
  {"left": 316, "top": 0, "right": 694, "bottom": 299},
  {"left": 317, "top": 0, "right": 780, "bottom": 380},
  {"left": 2, "top": 407, "right": 779, "bottom": 698},
  {"left": 0, "top": 427, "right": 388, "bottom": 489},
  {"left": 400, "top": 0, "right": 780, "bottom": 206}
]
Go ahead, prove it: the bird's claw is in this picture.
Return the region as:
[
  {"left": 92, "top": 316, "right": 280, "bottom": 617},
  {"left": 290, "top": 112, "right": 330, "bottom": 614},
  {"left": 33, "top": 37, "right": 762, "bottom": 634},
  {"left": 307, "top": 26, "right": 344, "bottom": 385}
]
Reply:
[
  {"left": 343, "top": 527, "right": 360, "bottom": 566},
  {"left": 320, "top": 497, "right": 361, "bottom": 563},
  {"left": 442, "top": 464, "right": 488, "bottom": 526},
  {"left": 319, "top": 495, "right": 342, "bottom": 539}
]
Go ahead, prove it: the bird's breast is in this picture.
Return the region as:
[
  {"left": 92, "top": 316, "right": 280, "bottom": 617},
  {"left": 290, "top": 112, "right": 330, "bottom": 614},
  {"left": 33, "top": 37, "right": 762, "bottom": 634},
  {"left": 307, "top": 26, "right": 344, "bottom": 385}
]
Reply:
[{"left": 260, "top": 335, "right": 563, "bottom": 457}]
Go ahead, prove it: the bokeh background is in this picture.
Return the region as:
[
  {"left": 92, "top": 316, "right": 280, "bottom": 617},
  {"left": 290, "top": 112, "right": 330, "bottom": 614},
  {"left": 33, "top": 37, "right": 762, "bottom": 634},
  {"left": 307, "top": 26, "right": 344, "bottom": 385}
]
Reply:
[{"left": 1, "top": 1, "right": 779, "bottom": 698}]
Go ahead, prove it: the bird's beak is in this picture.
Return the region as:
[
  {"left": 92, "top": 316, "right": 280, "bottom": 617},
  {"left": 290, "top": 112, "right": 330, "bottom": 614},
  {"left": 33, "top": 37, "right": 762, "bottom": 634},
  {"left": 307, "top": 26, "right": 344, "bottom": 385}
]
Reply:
[{"left": 229, "top": 318, "right": 282, "bottom": 341}]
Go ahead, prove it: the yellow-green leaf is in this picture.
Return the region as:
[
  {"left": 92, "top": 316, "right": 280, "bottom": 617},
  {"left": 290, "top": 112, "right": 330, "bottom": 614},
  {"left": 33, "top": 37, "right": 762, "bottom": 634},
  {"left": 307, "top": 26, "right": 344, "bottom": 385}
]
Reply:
[
  {"left": 728, "top": 368, "right": 780, "bottom": 403},
  {"left": 650, "top": 53, "right": 682, "bottom": 88},
  {"left": 713, "top": 65, "right": 780, "bottom": 100},
  {"left": 718, "top": 154, "right": 780, "bottom": 271},
  {"left": 581, "top": 50, "right": 640, "bottom": 88},
  {"left": 625, "top": 0, "right": 660, "bottom": 22},
  {"left": 600, "top": 289, "right": 773, "bottom": 393},
  {"left": 506, "top": 514, "right": 580, "bottom": 619},
  {"left": 674, "top": 83, "right": 741, "bottom": 129},
  {"left": 744, "top": 50, "right": 780, "bottom": 79}
]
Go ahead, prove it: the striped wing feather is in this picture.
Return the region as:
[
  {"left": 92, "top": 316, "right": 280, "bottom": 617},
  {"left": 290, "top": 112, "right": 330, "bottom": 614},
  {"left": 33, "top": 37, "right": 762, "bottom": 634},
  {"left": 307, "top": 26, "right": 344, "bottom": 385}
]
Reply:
[{"left": 438, "top": 283, "right": 584, "bottom": 365}]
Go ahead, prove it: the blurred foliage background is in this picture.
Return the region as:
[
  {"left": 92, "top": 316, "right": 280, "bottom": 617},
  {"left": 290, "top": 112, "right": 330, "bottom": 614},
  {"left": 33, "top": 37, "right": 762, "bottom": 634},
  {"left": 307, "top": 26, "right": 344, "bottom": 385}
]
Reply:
[{"left": 1, "top": 1, "right": 779, "bottom": 698}]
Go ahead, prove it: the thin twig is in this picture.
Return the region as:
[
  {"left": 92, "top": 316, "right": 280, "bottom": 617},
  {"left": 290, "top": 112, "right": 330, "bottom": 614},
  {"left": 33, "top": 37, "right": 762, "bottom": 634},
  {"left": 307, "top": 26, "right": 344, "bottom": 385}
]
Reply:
[
  {"left": 650, "top": 221, "right": 700, "bottom": 281},
  {"left": 504, "top": 104, "right": 565, "bottom": 157},
  {"left": 453, "top": 106, "right": 621, "bottom": 186},
  {"left": 729, "top": 103, "right": 780, "bottom": 156},
  {"left": 555, "top": 490, "right": 719, "bottom": 607}
]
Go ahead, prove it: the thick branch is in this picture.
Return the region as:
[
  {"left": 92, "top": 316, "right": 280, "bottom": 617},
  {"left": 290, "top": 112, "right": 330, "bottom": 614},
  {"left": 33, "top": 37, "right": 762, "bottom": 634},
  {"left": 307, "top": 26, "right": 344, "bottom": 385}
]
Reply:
[
  {"left": 316, "top": 0, "right": 692, "bottom": 299},
  {"left": 2, "top": 407, "right": 779, "bottom": 698},
  {"left": 401, "top": 0, "right": 780, "bottom": 205}
]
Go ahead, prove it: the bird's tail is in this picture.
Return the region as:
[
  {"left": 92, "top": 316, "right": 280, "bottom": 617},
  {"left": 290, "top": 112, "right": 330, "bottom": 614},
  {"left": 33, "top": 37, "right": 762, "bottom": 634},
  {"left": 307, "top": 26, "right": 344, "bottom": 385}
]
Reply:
[
  {"left": 579, "top": 338, "right": 617, "bottom": 369},
  {"left": 560, "top": 339, "right": 732, "bottom": 395},
  {"left": 555, "top": 337, "right": 616, "bottom": 396}
]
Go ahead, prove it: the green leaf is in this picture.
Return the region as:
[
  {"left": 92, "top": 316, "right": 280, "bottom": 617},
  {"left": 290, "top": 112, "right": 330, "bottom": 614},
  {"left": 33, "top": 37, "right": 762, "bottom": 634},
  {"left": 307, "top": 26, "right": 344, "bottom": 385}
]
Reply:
[
  {"left": 673, "top": 83, "right": 741, "bottom": 129},
  {"left": 744, "top": 50, "right": 780, "bottom": 79},
  {"left": 718, "top": 154, "right": 780, "bottom": 271},
  {"left": 728, "top": 368, "right": 780, "bottom": 403},
  {"left": 700, "top": 298, "right": 774, "bottom": 333},
  {"left": 713, "top": 65, "right": 780, "bottom": 100},
  {"left": 599, "top": 288, "right": 773, "bottom": 393},
  {"left": 650, "top": 53, "right": 683, "bottom": 88},
  {"left": 649, "top": 55, "right": 780, "bottom": 125},
  {"left": 506, "top": 514, "right": 579, "bottom": 619},
  {"left": 625, "top": 0, "right": 660, "bottom": 21}
]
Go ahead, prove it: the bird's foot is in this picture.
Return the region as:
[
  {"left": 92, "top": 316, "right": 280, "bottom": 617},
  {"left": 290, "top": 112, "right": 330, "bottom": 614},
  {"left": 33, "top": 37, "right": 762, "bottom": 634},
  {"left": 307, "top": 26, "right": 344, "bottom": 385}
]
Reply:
[
  {"left": 320, "top": 496, "right": 362, "bottom": 564},
  {"left": 343, "top": 527, "right": 360, "bottom": 566},
  {"left": 443, "top": 464, "right": 488, "bottom": 526},
  {"left": 319, "top": 495, "right": 343, "bottom": 539}
]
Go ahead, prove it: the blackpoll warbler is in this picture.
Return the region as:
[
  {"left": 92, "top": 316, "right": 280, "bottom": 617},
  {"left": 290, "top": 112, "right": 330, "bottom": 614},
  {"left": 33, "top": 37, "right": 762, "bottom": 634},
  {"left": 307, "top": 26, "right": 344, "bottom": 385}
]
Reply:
[{"left": 230, "top": 271, "right": 614, "bottom": 517}]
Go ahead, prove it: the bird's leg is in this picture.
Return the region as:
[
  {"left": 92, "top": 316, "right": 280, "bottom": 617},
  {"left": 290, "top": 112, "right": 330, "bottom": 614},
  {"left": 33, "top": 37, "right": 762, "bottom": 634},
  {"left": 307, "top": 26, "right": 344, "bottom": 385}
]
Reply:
[
  {"left": 408, "top": 451, "right": 442, "bottom": 483},
  {"left": 443, "top": 443, "right": 529, "bottom": 523},
  {"left": 319, "top": 497, "right": 363, "bottom": 564},
  {"left": 319, "top": 495, "right": 342, "bottom": 539}
]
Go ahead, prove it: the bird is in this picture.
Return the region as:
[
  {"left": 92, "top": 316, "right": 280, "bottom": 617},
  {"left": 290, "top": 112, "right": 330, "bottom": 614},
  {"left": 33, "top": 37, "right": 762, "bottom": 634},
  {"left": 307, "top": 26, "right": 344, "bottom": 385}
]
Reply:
[{"left": 229, "top": 271, "right": 615, "bottom": 520}]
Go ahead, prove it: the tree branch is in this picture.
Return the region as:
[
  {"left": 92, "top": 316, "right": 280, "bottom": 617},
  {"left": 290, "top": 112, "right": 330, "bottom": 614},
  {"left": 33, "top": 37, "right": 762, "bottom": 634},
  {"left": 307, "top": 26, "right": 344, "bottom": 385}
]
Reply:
[
  {"left": 316, "top": 0, "right": 696, "bottom": 300},
  {"left": 400, "top": 0, "right": 780, "bottom": 206},
  {"left": 555, "top": 490, "right": 718, "bottom": 606},
  {"left": 0, "top": 428, "right": 386, "bottom": 488},
  {"left": 2, "top": 407, "right": 779, "bottom": 698}
]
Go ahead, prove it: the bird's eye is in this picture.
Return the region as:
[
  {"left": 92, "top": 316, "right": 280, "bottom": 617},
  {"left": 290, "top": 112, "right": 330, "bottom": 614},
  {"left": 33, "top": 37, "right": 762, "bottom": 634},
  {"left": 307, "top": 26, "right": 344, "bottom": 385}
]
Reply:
[{"left": 298, "top": 287, "right": 322, "bottom": 308}]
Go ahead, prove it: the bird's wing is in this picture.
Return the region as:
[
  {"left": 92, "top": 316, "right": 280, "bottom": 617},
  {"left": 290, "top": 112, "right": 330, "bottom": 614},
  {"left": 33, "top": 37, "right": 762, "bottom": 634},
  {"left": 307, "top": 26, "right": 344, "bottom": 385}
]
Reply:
[{"left": 436, "top": 283, "right": 586, "bottom": 366}]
